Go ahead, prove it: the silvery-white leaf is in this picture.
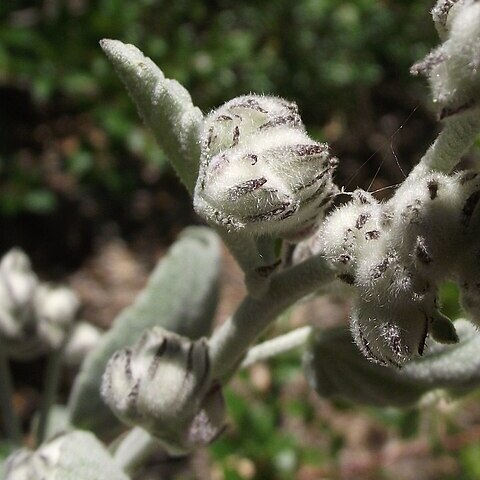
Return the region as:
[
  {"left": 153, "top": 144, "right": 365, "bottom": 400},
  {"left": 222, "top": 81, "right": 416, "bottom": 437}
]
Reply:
[
  {"left": 304, "top": 319, "right": 480, "bottom": 407},
  {"left": 4, "top": 431, "right": 129, "bottom": 480},
  {"left": 68, "top": 227, "right": 220, "bottom": 434},
  {"left": 100, "top": 39, "right": 203, "bottom": 193}
]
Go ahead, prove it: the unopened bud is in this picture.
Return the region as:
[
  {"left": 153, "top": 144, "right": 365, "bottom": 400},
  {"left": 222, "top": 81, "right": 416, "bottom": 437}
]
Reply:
[
  {"left": 0, "top": 249, "right": 43, "bottom": 359},
  {"left": 64, "top": 321, "right": 103, "bottom": 366},
  {"left": 101, "top": 327, "right": 225, "bottom": 453},
  {"left": 412, "top": 0, "right": 480, "bottom": 119},
  {"left": 0, "top": 248, "right": 38, "bottom": 320},
  {"left": 34, "top": 284, "right": 80, "bottom": 350},
  {"left": 194, "top": 95, "right": 337, "bottom": 241}
]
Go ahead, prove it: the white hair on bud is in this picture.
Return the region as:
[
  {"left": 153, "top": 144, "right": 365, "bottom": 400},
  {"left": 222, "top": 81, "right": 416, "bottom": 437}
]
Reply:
[{"left": 194, "top": 95, "right": 338, "bottom": 240}]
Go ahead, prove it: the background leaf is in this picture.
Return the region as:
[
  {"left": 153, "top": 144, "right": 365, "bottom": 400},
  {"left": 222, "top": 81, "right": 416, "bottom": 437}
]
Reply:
[
  {"left": 304, "top": 319, "right": 480, "bottom": 407},
  {"left": 67, "top": 226, "right": 220, "bottom": 435}
]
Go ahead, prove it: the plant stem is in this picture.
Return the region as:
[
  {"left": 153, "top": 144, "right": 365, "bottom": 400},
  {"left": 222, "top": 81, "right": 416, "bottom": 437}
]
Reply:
[
  {"left": 36, "top": 346, "right": 64, "bottom": 446},
  {"left": 418, "top": 109, "right": 480, "bottom": 174},
  {"left": 0, "top": 345, "right": 22, "bottom": 444},
  {"left": 209, "top": 254, "right": 334, "bottom": 380},
  {"left": 240, "top": 326, "right": 313, "bottom": 369},
  {"left": 113, "top": 427, "right": 159, "bottom": 475}
]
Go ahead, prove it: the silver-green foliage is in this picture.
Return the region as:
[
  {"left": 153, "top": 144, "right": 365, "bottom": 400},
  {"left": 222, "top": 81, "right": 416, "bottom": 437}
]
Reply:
[
  {"left": 68, "top": 227, "right": 220, "bottom": 434},
  {"left": 304, "top": 320, "right": 480, "bottom": 407}
]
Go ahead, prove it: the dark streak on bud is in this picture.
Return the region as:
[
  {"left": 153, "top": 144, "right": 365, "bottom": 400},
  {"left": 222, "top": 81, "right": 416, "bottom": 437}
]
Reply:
[
  {"left": 227, "top": 177, "right": 267, "bottom": 199},
  {"left": 246, "top": 201, "right": 293, "bottom": 223},
  {"left": 355, "top": 213, "right": 370, "bottom": 229},
  {"left": 415, "top": 236, "right": 432, "bottom": 264},
  {"left": 259, "top": 114, "right": 301, "bottom": 130},
  {"left": 354, "top": 190, "right": 371, "bottom": 205},
  {"left": 365, "top": 230, "right": 380, "bottom": 240},
  {"left": 439, "top": 99, "right": 476, "bottom": 120},
  {"left": 148, "top": 338, "right": 167, "bottom": 379},
  {"left": 358, "top": 329, "right": 387, "bottom": 366},
  {"left": 427, "top": 179, "right": 439, "bottom": 199},
  {"left": 127, "top": 380, "right": 140, "bottom": 411},
  {"left": 231, "top": 98, "right": 268, "bottom": 113},
  {"left": 124, "top": 349, "right": 134, "bottom": 381},
  {"left": 291, "top": 143, "right": 329, "bottom": 158},
  {"left": 247, "top": 154, "right": 258, "bottom": 165},
  {"left": 232, "top": 126, "right": 240, "bottom": 146},
  {"left": 418, "top": 316, "right": 429, "bottom": 356},
  {"left": 206, "top": 126, "right": 215, "bottom": 149},
  {"left": 463, "top": 190, "right": 480, "bottom": 226},
  {"left": 339, "top": 253, "right": 352, "bottom": 264},
  {"left": 371, "top": 256, "right": 391, "bottom": 279},
  {"left": 216, "top": 115, "right": 233, "bottom": 121}
]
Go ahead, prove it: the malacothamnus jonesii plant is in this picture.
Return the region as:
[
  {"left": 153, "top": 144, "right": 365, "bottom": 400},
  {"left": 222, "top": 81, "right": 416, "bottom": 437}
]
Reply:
[{"left": 4, "top": 0, "right": 480, "bottom": 477}]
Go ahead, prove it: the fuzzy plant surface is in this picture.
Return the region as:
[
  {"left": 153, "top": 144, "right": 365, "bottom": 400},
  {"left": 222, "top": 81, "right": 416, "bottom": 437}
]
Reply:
[{"left": 4, "top": 0, "right": 480, "bottom": 478}]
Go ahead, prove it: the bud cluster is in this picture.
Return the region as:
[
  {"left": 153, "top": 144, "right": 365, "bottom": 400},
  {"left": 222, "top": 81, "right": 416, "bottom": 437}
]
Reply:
[
  {"left": 299, "top": 166, "right": 480, "bottom": 366},
  {"left": 194, "top": 95, "right": 338, "bottom": 241},
  {"left": 0, "top": 249, "right": 79, "bottom": 360},
  {"left": 101, "top": 327, "right": 225, "bottom": 453}
]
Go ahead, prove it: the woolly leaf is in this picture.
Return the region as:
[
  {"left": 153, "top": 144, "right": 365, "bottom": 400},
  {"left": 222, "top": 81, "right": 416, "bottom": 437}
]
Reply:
[
  {"left": 100, "top": 39, "right": 203, "bottom": 193},
  {"left": 68, "top": 227, "right": 220, "bottom": 435},
  {"left": 4, "top": 431, "right": 129, "bottom": 480},
  {"left": 304, "top": 319, "right": 480, "bottom": 407}
]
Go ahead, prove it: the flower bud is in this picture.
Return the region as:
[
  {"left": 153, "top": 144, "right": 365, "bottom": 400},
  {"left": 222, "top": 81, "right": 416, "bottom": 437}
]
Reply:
[
  {"left": 412, "top": 0, "right": 480, "bottom": 119},
  {"left": 101, "top": 327, "right": 225, "bottom": 453},
  {"left": 304, "top": 189, "right": 384, "bottom": 284},
  {"left": 431, "top": 0, "right": 463, "bottom": 39},
  {"left": 0, "top": 248, "right": 38, "bottom": 322},
  {"left": 64, "top": 321, "right": 103, "bottom": 367},
  {"left": 0, "top": 249, "right": 43, "bottom": 359},
  {"left": 194, "top": 95, "right": 338, "bottom": 241},
  {"left": 34, "top": 284, "right": 80, "bottom": 350},
  {"left": 351, "top": 285, "right": 438, "bottom": 368}
]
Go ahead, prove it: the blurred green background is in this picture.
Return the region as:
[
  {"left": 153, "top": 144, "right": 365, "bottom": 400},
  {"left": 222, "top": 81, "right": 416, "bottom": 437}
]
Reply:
[
  {"left": 0, "top": 0, "right": 439, "bottom": 271},
  {"left": 3, "top": 1, "right": 480, "bottom": 479}
]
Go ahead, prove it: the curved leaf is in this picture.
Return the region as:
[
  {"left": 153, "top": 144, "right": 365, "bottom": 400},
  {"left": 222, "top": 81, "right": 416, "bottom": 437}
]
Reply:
[
  {"left": 100, "top": 39, "right": 203, "bottom": 193},
  {"left": 68, "top": 227, "right": 220, "bottom": 434},
  {"left": 304, "top": 319, "right": 480, "bottom": 407}
]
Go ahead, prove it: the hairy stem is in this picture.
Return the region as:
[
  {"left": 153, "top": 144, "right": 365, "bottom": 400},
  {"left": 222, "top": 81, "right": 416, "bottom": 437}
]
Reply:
[
  {"left": 240, "top": 326, "right": 313, "bottom": 369},
  {"left": 114, "top": 427, "right": 159, "bottom": 475},
  {"left": 418, "top": 109, "right": 480, "bottom": 174},
  {"left": 36, "top": 347, "right": 64, "bottom": 446},
  {"left": 209, "top": 254, "right": 334, "bottom": 380},
  {"left": 0, "top": 345, "right": 21, "bottom": 444}
]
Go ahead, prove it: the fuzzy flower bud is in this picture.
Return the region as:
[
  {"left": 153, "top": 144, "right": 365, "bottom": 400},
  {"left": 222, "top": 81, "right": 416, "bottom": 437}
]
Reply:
[
  {"left": 34, "top": 284, "right": 80, "bottom": 350},
  {"left": 194, "top": 95, "right": 338, "bottom": 241},
  {"left": 0, "top": 249, "right": 44, "bottom": 359},
  {"left": 101, "top": 327, "right": 225, "bottom": 453},
  {"left": 412, "top": 0, "right": 480, "bottom": 119},
  {"left": 64, "top": 321, "right": 103, "bottom": 367}
]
